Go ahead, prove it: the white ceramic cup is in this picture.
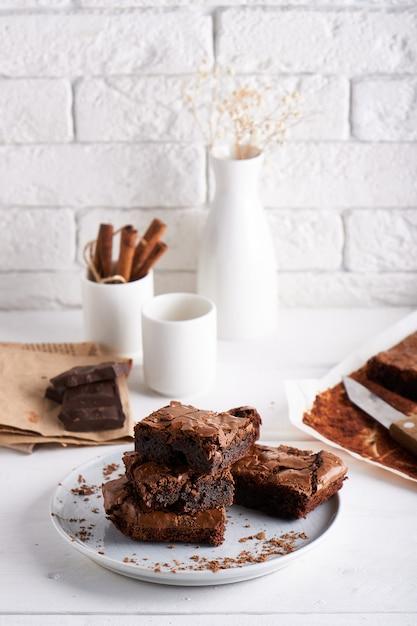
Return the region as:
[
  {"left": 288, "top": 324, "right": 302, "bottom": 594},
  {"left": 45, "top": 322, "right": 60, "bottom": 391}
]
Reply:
[
  {"left": 81, "top": 271, "right": 154, "bottom": 359},
  {"left": 142, "top": 292, "right": 217, "bottom": 397}
]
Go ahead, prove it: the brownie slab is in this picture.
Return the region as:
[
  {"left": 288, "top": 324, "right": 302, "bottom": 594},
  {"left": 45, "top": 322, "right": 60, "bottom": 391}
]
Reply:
[
  {"left": 123, "top": 451, "right": 234, "bottom": 513},
  {"left": 232, "top": 444, "right": 347, "bottom": 519},
  {"left": 134, "top": 402, "right": 261, "bottom": 474},
  {"left": 304, "top": 366, "right": 417, "bottom": 480},
  {"left": 367, "top": 332, "right": 417, "bottom": 401},
  {"left": 103, "top": 476, "right": 226, "bottom": 546},
  {"left": 58, "top": 380, "right": 126, "bottom": 431}
]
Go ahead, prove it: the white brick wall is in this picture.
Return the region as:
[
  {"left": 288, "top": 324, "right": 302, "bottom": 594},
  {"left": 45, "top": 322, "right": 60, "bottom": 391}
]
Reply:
[
  {"left": 217, "top": 9, "right": 417, "bottom": 74},
  {"left": 0, "top": 2, "right": 416, "bottom": 309},
  {"left": 0, "top": 80, "right": 72, "bottom": 144},
  {"left": 0, "top": 208, "right": 75, "bottom": 270},
  {"left": 352, "top": 78, "right": 417, "bottom": 141}
]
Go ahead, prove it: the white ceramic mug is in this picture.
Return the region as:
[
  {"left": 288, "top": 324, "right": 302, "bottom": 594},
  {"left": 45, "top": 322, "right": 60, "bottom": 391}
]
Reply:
[
  {"left": 81, "top": 271, "right": 154, "bottom": 359},
  {"left": 142, "top": 292, "right": 217, "bottom": 397}
]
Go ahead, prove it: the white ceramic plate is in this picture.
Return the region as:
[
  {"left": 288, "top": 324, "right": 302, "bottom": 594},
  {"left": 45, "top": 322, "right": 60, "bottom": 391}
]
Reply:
[{"left": 51, "top": 449, "right": 341, "bottom": 586}]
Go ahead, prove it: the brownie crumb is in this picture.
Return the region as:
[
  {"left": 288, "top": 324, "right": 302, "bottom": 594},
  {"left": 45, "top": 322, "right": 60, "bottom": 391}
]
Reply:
[
  {"left": 239, "top": 531, "right": 266, "bottom": 543},
  {"left": 71, "top": 480, "right": 97, "bottom": 497},
  {"left": 154, "top": 530, "right": 309, "bottom": 574},
  {"left": 123, "top": 556, "right": 137, "bottom": 564},
  {"left": 103, "top": 462, "right": 120, "bottom": 477}
]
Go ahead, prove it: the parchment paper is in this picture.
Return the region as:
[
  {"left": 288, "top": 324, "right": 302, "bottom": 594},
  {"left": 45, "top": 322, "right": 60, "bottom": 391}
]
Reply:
[{"left": 286, "top": 310, "right": 417, "bottom": 482}]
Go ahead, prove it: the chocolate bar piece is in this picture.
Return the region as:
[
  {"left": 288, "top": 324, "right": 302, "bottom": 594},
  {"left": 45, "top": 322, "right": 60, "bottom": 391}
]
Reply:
[
  {"left": 367, "top": 333, "right": 417, "bottom": 401},
  {"left": 232, "top": 444, "right": 347, "bottom": 519},
  {"left": 103, "top": 476, "right": 226, "bottom": 546},
  {"left": 58, "top": 380, "right": 126, "bottom": 431},
  {"left": 123, "top": 451, "right": 234, "bottom": 513},
  {"left": 45, "top": 384, "right": 65, "bottom": 404},
  {"left": 134, "top": 401, "right": 261, "bottom": 474},
  {"left": 50, "top": 361, "right": 131, "bottom": 390}
]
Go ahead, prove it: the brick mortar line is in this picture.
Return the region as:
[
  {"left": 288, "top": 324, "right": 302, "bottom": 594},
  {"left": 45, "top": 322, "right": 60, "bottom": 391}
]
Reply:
[
  {"left": 2, "top": 206, "right": 417, "bottom": 212},
  {"left": 1, "top": 73, "right": 417, "bottom": 80},
  {"left": 0, "top": 140, "right": 417, "bottom": 147},
  {"left": 0, "top": 6, "right": 211, "bottom": 17},
  {"left": 2, "top": 268, "right": 417, "bottom": 275},
  {"left": 0, "top": 5, "right": 415, "bottom": 15},
  {"left": 70, "top": 78, "right": 79, "bottom": 142},
  {"left": 347, "top": 78, "right": 353, "bottom": 140}
]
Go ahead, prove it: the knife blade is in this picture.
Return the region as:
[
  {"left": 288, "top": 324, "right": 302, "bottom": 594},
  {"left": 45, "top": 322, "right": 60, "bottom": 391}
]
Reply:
[{"left": 343, "top": 376, "right": 417, "bottom": 457}]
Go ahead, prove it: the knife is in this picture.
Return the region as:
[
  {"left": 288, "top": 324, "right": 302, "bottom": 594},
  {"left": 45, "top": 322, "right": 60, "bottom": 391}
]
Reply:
[{"left": 343, "top": 376, "right": 417, "bottom": 457}]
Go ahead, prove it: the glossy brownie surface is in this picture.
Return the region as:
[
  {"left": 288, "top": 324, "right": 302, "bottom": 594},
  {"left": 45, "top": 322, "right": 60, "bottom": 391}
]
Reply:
[
  {"left": 232, "top": 444, "right": 347, "bottom": 518},
  {"left": 134, "top": 401, "right": 261, "bottom": 473}
]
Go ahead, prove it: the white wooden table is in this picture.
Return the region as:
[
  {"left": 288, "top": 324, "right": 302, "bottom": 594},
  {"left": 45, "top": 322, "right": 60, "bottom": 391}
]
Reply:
[{"left": 0, "top": 308, "right": 416, "bottom": 626}]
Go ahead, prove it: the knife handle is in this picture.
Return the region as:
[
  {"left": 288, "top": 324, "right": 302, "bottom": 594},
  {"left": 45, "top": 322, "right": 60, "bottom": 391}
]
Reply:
[{"left": 390, "top": 416, "right": 417, "bottom": 457}]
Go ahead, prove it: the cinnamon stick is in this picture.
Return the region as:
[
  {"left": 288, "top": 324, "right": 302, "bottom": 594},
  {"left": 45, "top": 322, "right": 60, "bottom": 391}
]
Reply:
[
  {"left": 132, "top": 218, "right": 167, "bottom": 273},
  {"left": 98, "top": 223, "right": 113, "bottom": 278},
  {"left": 116, "top": 225, "right": 138, "bottom": 281},
  {"left": 93, "top": 224, "right": 104, "bottom": 278},
  {"left": 132, "top": 237, "right": 147, "bottom": 272},
  {"left": 144, "top": 218, "right": 167, "bottom": 245},
  {"left": 131, "top": 241, "right": 168, "bottom": 281}
]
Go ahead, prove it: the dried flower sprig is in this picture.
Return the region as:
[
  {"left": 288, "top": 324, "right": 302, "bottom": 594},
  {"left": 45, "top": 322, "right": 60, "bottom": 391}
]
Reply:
[{"left": 183, "top": 62, "right": 302, "bottom": 159}]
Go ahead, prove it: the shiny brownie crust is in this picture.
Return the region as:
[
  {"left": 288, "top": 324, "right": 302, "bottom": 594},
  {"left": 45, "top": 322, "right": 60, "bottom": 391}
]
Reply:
[
  {"left": 232, "top": 444, "right": 347, "bottom": 519},
  {"left": 134, "top": 401, "right": 261, "bottom": 474}
]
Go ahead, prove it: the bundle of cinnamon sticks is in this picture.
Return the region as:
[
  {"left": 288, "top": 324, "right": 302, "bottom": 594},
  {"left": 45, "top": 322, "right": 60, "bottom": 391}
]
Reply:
[{"left": 89, "top": 219, "right": 167, "bottom": 283}]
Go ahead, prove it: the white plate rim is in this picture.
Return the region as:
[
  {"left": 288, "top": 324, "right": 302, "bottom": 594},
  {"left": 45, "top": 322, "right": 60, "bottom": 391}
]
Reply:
[{"left": 50, "top": 449, "right": 342, "bottom": 586}]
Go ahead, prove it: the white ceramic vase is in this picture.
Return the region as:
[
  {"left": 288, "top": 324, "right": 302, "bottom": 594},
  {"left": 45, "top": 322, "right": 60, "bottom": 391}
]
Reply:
[{"left": 197, "top": 147, "right": 278, "bottom": 340}]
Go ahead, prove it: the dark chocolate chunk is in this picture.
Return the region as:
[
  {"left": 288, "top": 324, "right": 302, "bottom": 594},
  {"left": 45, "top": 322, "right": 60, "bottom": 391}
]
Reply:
[
  {"left": 58, "top": 380, "right": 126, "bottom": 432},
  {"left": 134, "top": 401, "right": 261, "bottom": 474},
  {"left": 123, "top": 451, "right": 234, "bottom": 513},
  {"left": 50, "top": 361, "right": 131, "bottom": 390},
  {"left": 45, "top": 384, "right": 65, "bottom": 404},
  {"left": 232, "top": 444, "right": 347, "bottom": 519},
  {"left": 102, "top": 476, "right": 226, "bottom": 546}
]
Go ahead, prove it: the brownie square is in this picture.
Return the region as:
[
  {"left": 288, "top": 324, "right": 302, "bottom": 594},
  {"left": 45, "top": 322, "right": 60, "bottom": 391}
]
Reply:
[
  {"left": 134, "top": 402, "right": 261, "bottom": 474},
  {"left": 58, "top": 380, "right": 126, "bottom": 431},
  {"left": 232, "top": 444, "right": 347, "bottom": 519},
  {"left": 367, "top": 333, "right": 417, "bottom": 401},
  {"left": 103, "top": 476, "right": 226, "bottom": 546},
  {"left": 123, "top": 451, "right": 234, "bottom": 513}
]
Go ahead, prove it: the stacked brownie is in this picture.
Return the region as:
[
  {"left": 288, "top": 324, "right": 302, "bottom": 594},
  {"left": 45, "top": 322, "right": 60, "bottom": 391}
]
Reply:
[{"left": 103, "top": 401, "right": 261, "bottom": 546}]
